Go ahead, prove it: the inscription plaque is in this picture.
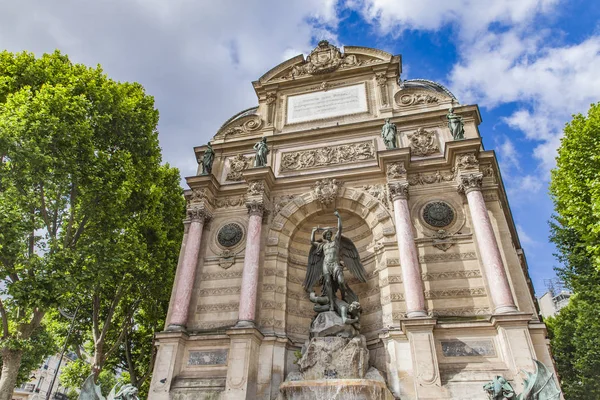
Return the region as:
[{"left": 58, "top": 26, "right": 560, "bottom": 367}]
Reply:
[
  {"left": 188, "top": 349, "right": 228, "bottom": 365},
  {"left": 286, "top": 83, "right": 368, "bottom": 124},
  {"left": 440, "top": 340, "right": 496, "bottom": 357}
]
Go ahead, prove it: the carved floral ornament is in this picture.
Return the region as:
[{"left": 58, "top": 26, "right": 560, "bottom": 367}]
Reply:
[
  {"left": 386, "top": 162, "right": 407, "bottom": 180},
  {"left": 247, "top": 180, "right": 265, "bottom": 196},
  {"left": 406, "top": 127, "right": 440, "bottom": 157},
  {"left": 455, "top": 152, "right": 479, "bottom": 170},
  {"left": 246, "top": 199, "right": 266, "bottom": 216},
  {"left": 280, "top": 141, "right": 374, "bottom": 173}
]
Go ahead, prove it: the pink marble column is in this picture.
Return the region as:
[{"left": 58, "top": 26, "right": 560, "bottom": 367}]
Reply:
[
  {"left": 389, "top": 182, "right": 427, "bottom": 318},
  {"left": 168, "top": 207, "right": 209, "bottom": 329},
  {"left": 237, "top": 201, "right": 265, "bottom": 327},
  {"left": 459, "top": 174, "right": 518, "bottom": 314}
]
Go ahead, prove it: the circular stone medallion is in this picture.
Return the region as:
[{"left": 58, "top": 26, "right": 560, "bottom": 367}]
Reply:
[
  {"left": 217, "top": 223, "right": 243, "bottom": 248},
  {"left": 422, "top": 201, "right": 455, "bottom": 228}
]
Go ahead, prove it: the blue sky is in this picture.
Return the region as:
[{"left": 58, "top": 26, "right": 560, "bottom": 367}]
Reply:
[{"left": 1, "top": 0, "right": 599, "bottom": 295}]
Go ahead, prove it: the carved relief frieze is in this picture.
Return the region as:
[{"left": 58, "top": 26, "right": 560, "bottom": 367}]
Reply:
[
  {"left": 215, "top": 195, "right": 246, "bottom": 208},
  {"left": 407, "top": 127, "right": 440, "bottom": 157},
  {"left": 197, "top": 303, "right": 239, "bottom": 313},
  {"left": 429, "top": 307, "right": 491, "bottom": 317},
  {"left": 424, "top": 287, "right": 486, "bottom": 299},
  {"left": 423, "top": 269, "right": 481, "bottom": 280},
  {"left": 196, "top": 320, "right": 237, "bottom": 330},
  {"left": 226, "top": 154, "right": 253, "bottom": 181},
  {"left": 407, "top": 169, "right": 455, "bottom": 185},
  {"left": 313, "top": 178, "right": 342, "bottom": 206},
  {"left": 419, "top": 251, "right": 477, "bottom": 264},
  {"left": 198, "top": 286, "right": 240, "bottom": 296},
  {"left": 280, "top": 141, "right": 374, "bottom": 172},
  {"left": 199, "top": 270, "right": 243, "bottom": 281}
]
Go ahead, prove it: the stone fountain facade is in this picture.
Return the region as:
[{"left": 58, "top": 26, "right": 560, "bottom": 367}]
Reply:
[{"left": 148, "top": 42, "right": 562, "bottom": 399}]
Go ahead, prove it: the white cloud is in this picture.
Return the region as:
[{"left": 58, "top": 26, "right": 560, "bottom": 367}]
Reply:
[
  {"left": 497, "top": 137, "right": 521, "bottom": 171},
  {"left": 517, "top": 224, "right": 540, "bottom": 247},
  {"left": 0, "top": 0, "right": 338, "bottom": 179}
]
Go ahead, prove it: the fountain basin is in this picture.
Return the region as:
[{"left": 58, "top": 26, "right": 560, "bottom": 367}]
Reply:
[{"left": 279, "top": 378, "right": 395, "bottom": 400}]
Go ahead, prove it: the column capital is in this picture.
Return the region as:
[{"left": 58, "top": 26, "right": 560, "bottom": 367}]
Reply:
[
  {"left": 246, "top": 199, "right": 267, "bottom": 217},
  {"left": 186, "top": 205, "right": 212, "bottom": 223},
  {"left": 457, "top": 173, "right": 483, "bottom": 194},
  {"left": 388, "top": 181, "right": 409, "bottom": 200}
]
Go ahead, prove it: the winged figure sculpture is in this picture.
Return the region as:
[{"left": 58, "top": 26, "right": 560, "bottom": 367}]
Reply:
[{"left": 303, "top": 210, "right": 367, "bottom": 325}]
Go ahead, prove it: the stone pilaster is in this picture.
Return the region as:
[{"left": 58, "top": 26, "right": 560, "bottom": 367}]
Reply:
[
  {"left": 458, "top": 172, "right": 518, "bottom": 314},
  {"left": 224, "top": 328, "right": 264, "bottom": 400}
]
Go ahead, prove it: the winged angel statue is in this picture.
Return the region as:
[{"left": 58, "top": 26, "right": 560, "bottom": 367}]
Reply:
[{"left": 302, "top": 210, "right": 367, "bottom": 327}]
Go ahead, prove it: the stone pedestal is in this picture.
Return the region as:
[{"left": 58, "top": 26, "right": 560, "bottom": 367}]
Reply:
[
  {"left": 309, "top": 311, "right": 358, "bottom": 338},
  {"left": 298, "top": 336, "right": 369, "bottom": 380},
  {"left": 148, "top": 331, "right": 188, "bottom": 400},
  {"left": 224, "top": 327, "right": 263, "bottom": 400}
]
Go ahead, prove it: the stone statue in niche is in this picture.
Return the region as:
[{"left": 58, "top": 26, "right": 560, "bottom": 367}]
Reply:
[
  {"left": 253, "top": 137, "right": 269, "bottom": 167},
  {"left": 447, "top": 107, "right": 465, "bottom": 140},
  {"left": 381, "top": 118, "right": 398, "bottom": 149},
  {"left": 200, "top": 142, "right": 214, "bottom": 175},
  {"left": 303, "top": 210, "right": 367, "bottom": 336}
]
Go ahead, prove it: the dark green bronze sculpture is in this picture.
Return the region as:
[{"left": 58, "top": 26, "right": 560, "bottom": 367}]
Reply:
[
  {"left": 200, "top": 142, "right": 214, "bottom": 175},
  {"left": 79, "top": 375, "right": 139, "bottom": 400},
  {"left": 381, "top": 118, "right": 398, "bottom": 149},
  {"left": 303, "top": 210, "right": 367, "bottom": 324},
  {"left": 447, "top": 107, "right": 465, "bottom": 140},
  {"left": 483, "top": 360, "right": 561, "bottom": 400},
  {"left": 253, "top": 137, "right": 269, "bottom": 167}
]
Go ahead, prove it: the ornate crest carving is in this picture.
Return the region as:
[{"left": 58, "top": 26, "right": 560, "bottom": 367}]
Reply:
[
  {"left": 280, "top": 141, "right": 374, "bottom": 172},
  {"left": 386, "top": 162, "right": 407, "bottom": 180},
  {"left": 226, "top": 154, "right": 253, "bottom": 181},
  {"left": 313, "top": 178, "right": 341, "bottom": 206},
  {"left": 456, "top": 153, "right": 479, "bottom": 170},
  {"left": 247, "top": 180, "right": 265, "bottom": 196},
  {"left": 407, "top": 128, "right": 440, "bottom": 157},
  {"left": 287, "top": 40, "right": 360, "bottom": 78}
]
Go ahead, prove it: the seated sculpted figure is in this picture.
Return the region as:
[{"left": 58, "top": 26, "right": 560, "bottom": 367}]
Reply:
[{"left": 309, "top": 290, "right": 361, "bottom": 330}]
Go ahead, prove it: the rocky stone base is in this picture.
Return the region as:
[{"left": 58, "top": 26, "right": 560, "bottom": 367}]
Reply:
[{"left": 298, "top": 336, "right": 369, "bottom": 380}]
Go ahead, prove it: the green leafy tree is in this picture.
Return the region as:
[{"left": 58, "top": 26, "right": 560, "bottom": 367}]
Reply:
[
  {"left": 549, "top": 102, "right": 600, "bottom": 399},
  {"left": 0, "top": 50, "right": 184, "bottom": 399}
]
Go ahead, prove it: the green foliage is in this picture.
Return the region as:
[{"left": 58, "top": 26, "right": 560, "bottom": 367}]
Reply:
[
  {"left": 0, "top": 49, "right": 184, "bottom": 395},
  {"left": 549, "top": 102, "right": 600, "bottom": 398},
  {"left": 0, "top": 322, "right": 57, "bottom": 386}
]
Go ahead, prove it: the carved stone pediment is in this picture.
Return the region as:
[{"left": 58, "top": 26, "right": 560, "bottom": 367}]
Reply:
[{"left": 265, "top": 42, "right": 388, "bottom": 82}]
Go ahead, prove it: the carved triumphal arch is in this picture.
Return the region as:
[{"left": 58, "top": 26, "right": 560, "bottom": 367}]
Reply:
[{"left": 148, "top": 41, "right": 561, "bottom": 400}]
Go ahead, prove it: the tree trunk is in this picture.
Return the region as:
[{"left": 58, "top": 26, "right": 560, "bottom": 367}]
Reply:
[{"left": 0, "top": 348, "right": 24, "bottom": 400}]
